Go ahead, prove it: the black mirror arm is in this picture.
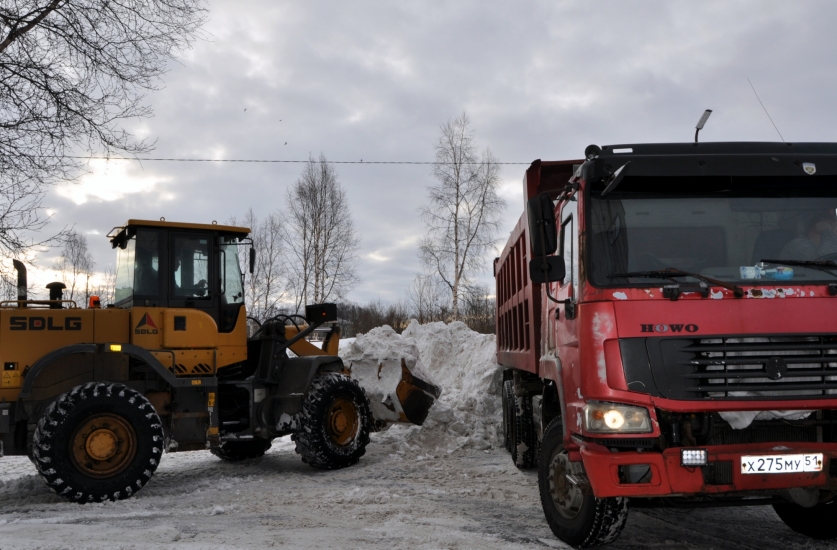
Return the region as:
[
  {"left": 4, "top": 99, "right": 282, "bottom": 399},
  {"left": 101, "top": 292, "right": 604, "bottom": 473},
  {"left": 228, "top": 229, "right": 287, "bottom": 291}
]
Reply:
[{"left": 537, "top": 208, "right": 564, "bottom": 305}]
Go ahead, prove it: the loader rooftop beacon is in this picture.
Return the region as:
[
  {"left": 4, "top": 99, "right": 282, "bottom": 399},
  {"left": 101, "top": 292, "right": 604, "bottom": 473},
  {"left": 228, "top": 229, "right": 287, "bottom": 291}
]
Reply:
[
  {"left": 0, "top": 219, "right": 375, "bottom": 503},
  {"left": 496, "top": 142, "right": 837, "bottom": 547}
]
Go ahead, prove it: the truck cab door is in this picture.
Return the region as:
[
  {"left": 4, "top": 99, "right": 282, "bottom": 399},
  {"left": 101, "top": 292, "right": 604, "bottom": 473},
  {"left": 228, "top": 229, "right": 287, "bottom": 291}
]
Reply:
[{"left": 552, "top": 199, "right": 579, "bottom": 349}]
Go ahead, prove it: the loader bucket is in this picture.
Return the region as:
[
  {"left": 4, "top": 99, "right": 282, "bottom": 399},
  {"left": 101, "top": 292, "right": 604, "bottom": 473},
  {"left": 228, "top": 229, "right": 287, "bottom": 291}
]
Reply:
[
  {"left": 395, "top": 359, "right": 441, "bottom": 425},
  {"left": 340, "top": 328, "right": 442, "bottom": 427}
]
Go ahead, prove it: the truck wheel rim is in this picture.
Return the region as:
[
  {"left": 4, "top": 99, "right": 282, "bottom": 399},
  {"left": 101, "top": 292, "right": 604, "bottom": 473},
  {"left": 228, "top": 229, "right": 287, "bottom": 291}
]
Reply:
[
  {"left": 327, "top": 398, "right": 359, "bottom": 446},
  {"left": 70, "top": 414, "right": 138, "bottom": 478},
  {"left": 548, "top": 451, "right": 585, "bottom": 520}
]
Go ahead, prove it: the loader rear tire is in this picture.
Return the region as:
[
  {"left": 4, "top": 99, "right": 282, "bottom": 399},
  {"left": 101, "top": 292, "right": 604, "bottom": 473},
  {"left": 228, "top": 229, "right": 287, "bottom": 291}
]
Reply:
[
  {"left": 511, "top": 387, "right": 536, "bottom": 469},
  {"left": 210, "top": 439, "right": 272, "bottom": 462},
  {"left": 773, "top": 499, "right": 837, "bottom": 539},
  {"left": 293, "top": 373, "right": 371, "bottom": 470},
  {"left": 32, "top": 382, "right": 164, "bottom": 503},
  {"left": 539, "top": 419, "right": 628, "bottom": 547}
]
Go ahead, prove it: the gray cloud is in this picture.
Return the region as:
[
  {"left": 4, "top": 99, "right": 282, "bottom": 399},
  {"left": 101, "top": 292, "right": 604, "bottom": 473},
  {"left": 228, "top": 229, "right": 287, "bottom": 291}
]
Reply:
[{"left": 37, "top": 0, "right": 837, "bottom": 303}]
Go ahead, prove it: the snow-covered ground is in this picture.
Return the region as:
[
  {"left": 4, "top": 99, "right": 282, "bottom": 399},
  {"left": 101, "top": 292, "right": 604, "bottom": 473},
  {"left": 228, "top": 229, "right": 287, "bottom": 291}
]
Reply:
[
  {"left": 0, "top": 322, "right": 835, "bottom": 549},
  {"left": 1, "top": 442, "right": 833, "bottom": 550}
]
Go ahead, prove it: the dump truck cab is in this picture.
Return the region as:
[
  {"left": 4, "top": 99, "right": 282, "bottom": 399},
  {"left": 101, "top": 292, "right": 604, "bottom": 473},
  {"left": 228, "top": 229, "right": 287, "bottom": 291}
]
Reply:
[{"left": 497, "top": 143, "right": 837, "bottom": 547}]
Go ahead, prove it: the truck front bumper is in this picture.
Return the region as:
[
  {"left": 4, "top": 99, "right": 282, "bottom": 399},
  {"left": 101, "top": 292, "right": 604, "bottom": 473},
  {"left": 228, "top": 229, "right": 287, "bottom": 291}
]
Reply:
[{"left": 580, "top": 441, "right": 837, "bottom": 498}]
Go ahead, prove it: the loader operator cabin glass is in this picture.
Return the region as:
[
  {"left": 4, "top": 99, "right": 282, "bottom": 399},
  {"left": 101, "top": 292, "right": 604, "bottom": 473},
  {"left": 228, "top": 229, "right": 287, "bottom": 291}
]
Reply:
[
  {"left": 586, "top": 176, "right": 837, "bottom": 287},
  {"left": 114, "top": 230, "right": 161, "bottom": 304},
  {"left": 173, "top": 236, "right": 211, "bottom": 299},
  {"left": 219, "top": 239, "right": 245, "bottom": 332}
]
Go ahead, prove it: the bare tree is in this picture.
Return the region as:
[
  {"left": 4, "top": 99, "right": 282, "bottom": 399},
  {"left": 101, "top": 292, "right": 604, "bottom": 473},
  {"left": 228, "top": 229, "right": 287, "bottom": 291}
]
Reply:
[
  {"left": 338, "top": 300, "right": 409, "bottom": 337},
  {"left": 459, "top": 283, "right": 496, "bottom": 334},
  {"left": 90, "top": 264, "right": 116, "bottom": 306},
  {"left": 230, "top": 209, "right": 288, "bottom": 323},
  {"left": 56, "top": 229, "right": 93, "bottom": 303},
  {"left": 406, "top": 273, "right": 450, "bottom": 324},
  {"left": 419, "top": 113, "right": 505, "bottom": 319},
  {"left": 0, "top": 0, "right": 207, "bottom": 257},
  {"left": 283, "top": 155, "right": 360, "bottom": 311}
]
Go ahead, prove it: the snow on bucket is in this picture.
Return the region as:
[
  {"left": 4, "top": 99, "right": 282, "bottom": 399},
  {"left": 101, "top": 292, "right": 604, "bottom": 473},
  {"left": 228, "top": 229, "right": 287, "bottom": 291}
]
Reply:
[{"left": 341, "top": 324, "right": 441, "bottom": 426}]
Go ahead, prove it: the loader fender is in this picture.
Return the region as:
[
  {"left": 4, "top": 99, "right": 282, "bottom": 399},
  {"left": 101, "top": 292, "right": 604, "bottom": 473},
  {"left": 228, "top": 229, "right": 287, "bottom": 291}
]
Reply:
[
  {"left": 18, "top": 343, "right": 197, "bottom": 401},
  {"left": 276, "top": 356, "right": 345, "bottom": 398},
  {"left": 257, "top": 356, "right": 345, "bottom": 430}
]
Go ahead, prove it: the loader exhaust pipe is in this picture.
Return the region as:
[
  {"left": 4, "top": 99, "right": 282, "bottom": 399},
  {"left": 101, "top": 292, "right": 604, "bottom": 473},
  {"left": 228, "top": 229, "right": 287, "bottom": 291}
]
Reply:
[{"left": 12, "top": 260, "right": 26, "bottom": 306}]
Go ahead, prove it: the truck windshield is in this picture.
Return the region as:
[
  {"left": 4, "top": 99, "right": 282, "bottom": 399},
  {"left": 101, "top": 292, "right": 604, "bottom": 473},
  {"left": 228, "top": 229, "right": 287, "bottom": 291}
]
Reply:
[{"left": 587, "top": 176, "right": 837, "bottom": 287}]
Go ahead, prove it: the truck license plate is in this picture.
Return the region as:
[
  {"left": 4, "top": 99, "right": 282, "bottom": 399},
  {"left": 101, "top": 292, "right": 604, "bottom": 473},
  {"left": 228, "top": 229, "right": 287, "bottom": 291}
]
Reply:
[{"left": 741, "top": 453, "right": 823, "bottom": 474}]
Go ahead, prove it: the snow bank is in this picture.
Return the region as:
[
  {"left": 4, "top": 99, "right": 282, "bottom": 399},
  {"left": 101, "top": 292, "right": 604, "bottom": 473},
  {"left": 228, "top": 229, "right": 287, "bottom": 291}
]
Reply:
[
  {"left": 341, "top": 325, "right": 439, "bottom": 423},
  {"left": 341, "top": 320, "right": 503, "bottom": 454}
]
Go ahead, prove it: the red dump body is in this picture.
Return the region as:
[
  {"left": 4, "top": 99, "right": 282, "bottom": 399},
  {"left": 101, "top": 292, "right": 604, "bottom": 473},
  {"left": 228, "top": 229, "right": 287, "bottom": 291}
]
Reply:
[{"left": 496, "top": 143, "right": 837, "bottom": 500}]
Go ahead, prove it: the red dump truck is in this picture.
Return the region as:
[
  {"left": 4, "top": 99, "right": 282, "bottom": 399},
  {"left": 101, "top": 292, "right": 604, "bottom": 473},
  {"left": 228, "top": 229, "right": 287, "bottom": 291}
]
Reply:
[{"left": 496, "top": 142, "right": 837, "bottom": 547}]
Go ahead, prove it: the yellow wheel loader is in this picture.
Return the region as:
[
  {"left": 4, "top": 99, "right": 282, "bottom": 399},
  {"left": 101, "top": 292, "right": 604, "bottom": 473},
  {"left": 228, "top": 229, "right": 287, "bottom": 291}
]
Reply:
[{"left": 0, "top": 220, "right": 375, "bottom": 503}]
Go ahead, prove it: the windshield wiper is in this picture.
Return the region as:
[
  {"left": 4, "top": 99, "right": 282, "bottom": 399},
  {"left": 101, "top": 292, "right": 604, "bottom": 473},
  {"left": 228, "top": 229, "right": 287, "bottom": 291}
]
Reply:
[
  {"left": 760, "top": 259, "right": 837, "bottom": 278},
  {"left": 607, "top": 268, "right": 745, "bottom": 298}
]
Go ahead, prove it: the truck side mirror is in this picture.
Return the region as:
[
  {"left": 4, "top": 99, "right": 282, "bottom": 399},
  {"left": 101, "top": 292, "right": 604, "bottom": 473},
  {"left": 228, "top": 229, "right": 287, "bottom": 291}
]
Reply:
[
  {"left": 529, "top": 256, "right": 565, "bottom": 284},
  {"left": 527, "top": 193, "right": 557, "bottom": 256},
  {"left": 249, "top": 247, "right": 256, "bottom": 274}
]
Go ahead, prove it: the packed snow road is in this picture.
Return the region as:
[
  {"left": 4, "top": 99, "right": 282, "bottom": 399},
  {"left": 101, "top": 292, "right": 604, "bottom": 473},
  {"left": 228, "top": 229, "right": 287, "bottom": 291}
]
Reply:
[{"left": 0, "top": 435, "right": 834, "bottom": 550}]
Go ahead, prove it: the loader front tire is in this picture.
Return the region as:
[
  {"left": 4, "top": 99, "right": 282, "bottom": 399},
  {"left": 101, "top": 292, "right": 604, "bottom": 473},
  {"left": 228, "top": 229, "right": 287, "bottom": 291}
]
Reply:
[
  {"left": 539, "top": 419, "right": 628, "bottom": 547},
  {"left": 211, "top": 439, "right": 272, "bottom": 462},
  {"left": 32, "top": 382, "right": 164, "bottom": 503},
  {"left": 293, "top": 373, "right": 371, "bottom": 470}
]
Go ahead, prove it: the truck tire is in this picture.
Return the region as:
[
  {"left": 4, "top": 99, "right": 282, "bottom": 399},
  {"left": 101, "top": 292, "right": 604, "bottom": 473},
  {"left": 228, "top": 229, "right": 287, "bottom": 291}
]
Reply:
[
  {"left": 511, "top": 388, "right": 536, "bottom": 468},
  {"left": 293, "top": 373, "right": 371, "bottom": 470},
  {"left": 773, "top": 499, "right": 837, "bottom": 539},
  {"left": 210, "top": 439, "right": 272, "bottom": 462},
  {"left": 539, "top": 419, "right": 628, "bottom": 548},
  {"left": 31, "top": 382, "right": 164, "bottom": 503},
  {"left": 502, "top": 380, "right": 514, "bottom": 452}
]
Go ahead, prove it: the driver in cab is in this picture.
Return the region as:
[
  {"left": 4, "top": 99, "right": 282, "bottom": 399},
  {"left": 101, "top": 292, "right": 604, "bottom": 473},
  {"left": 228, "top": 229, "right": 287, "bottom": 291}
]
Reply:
[
  {"left": 173, "top": 255, "right": 208, "bottom": 298},
  {"left": 779, "top": 211, "right": 837, "bottom": 261}
]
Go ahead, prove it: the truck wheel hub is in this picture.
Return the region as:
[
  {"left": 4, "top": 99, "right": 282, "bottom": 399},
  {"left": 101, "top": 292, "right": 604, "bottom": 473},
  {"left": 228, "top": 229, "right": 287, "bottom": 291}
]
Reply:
[
  {"left": 327, "top": 398, "right": 359, "bottom": 446},
  {"left": 71, "top": 414, "right": 137, "bottom": 478},
  {"left": 548, "top": 451, "right": 585, "bottom": 520}
]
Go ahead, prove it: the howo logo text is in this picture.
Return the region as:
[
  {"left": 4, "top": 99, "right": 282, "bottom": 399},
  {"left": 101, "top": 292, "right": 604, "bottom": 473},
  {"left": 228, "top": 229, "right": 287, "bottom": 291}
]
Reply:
[{"left": 641, "top": 324, "right": 699, "bottom": 333}]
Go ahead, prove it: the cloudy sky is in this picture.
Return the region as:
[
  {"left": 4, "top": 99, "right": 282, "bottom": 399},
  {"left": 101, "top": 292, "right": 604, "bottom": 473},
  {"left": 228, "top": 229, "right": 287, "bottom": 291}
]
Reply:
[{"left": 37, "top": 0, "right": 837, "bottom": 304}]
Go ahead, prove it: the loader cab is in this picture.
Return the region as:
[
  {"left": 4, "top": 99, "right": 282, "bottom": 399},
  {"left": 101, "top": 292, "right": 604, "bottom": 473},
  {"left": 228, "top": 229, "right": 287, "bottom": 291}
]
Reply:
[{"left": 109, "top": 220, "right": 251, "bottom": 333}]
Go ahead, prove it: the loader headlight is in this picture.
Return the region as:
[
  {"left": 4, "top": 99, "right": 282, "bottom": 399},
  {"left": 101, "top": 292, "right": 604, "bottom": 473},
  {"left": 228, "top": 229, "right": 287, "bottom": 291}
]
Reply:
[{"left": 583, "top": 402, "right": 652, "bottom": 434}]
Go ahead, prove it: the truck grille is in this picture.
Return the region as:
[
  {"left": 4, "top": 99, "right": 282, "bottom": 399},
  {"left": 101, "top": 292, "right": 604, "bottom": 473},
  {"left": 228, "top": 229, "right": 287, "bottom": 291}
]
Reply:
[{"left": 642, "top": 335, "right": 837, "bottom": 400}]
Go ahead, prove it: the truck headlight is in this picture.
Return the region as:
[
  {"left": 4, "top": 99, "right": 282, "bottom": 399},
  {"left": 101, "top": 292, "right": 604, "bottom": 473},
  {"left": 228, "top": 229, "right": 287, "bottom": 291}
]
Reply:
[{"left": 583, "top": 402, "right": 652, "bottom": 434}]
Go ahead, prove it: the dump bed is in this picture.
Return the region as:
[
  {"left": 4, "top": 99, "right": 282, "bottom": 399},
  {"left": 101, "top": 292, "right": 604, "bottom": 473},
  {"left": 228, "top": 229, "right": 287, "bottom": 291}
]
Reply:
[{"left": 495, "top": 159, "right": 581, "bottom": 372}]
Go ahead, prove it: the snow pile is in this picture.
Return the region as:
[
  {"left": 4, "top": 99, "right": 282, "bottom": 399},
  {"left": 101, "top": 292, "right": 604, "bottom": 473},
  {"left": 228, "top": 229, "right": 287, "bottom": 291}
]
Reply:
[
  {"left": 341, "top": 320, "right": 504, "bottom": 454},
  {"left": 719, "top": 409, "right": 811, "bottom": 430},
  {"left": 341, "top": 324, "right": 438, "bottom": 423}
]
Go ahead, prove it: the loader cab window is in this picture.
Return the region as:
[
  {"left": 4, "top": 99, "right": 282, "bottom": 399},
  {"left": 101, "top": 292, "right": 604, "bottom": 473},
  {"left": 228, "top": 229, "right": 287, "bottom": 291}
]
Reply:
[
  {"left": 114, "top": 229, "right": 162, "bottom": 306},
  {"left": 219, "top": 238, "right": 245, "bottom": 332},
  {"left": 172, "top": 236, "right": 211, "bottom": 300}
]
